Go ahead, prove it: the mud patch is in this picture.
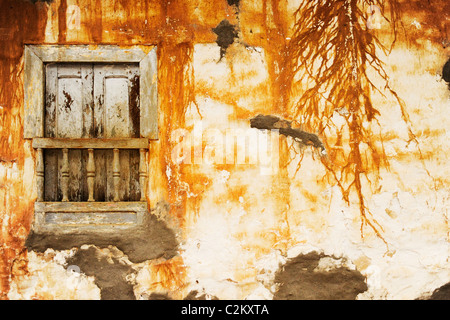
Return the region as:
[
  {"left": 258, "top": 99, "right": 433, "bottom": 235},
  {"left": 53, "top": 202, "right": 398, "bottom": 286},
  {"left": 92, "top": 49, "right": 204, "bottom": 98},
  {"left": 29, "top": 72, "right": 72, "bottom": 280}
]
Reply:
[
  {"left": 427, "top": 282, "right": 450, "bottom": 300},
  {"left": 146, "top": 292, "right": 172, "bottom": 300},
  {"left": 25, "top": 211, "right": 179, "bottom": 264},
  {"left": 273, "top": 252, "right": 367, "bottom": 300},
  {"left": 212, "top": 19, "right": 238, "bottom": 60},
  {"left": 250, "top": 114, "right": 325, "bottom": 152},
  {"left": 66, "top": 246, "right": 135, "bottom": 300},
  {"left": 184, "top": 290, "right": 219, "bottom": 300}
]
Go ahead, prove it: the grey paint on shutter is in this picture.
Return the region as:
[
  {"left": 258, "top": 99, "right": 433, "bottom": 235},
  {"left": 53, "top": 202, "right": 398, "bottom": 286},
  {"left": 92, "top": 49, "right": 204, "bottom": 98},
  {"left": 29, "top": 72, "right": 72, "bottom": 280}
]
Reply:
[
  {"left": 93, "top": 64, "right": 139, "bottom": 138},
  {"left": 45, "top": 63, "right": 93, "bottom": 201},
  {"left": 45, "top": 63, "right": 94, "bottom": 138}
]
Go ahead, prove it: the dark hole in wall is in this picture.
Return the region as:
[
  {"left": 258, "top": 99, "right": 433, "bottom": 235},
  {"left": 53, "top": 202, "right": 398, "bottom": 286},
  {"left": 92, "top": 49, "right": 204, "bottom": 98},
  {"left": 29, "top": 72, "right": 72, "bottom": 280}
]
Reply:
[
  {"left": 273, "top": 252, "right": 368, "bottom": 300},
  {"left": 226, "top": 0, "right": 240, "bottom": 8},
  {"left": 212, "top": 19, "right": 238, "bottom": 60},
  {"left": 442, "top": 58, "right": 450, "bottom": 86}
]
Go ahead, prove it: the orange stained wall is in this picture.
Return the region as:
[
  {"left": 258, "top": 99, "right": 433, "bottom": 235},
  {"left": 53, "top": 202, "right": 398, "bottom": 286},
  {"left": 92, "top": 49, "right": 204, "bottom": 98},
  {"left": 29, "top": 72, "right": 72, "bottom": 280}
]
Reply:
[{"left": 0, "top": 0, "right": 448, "bottom": 299}]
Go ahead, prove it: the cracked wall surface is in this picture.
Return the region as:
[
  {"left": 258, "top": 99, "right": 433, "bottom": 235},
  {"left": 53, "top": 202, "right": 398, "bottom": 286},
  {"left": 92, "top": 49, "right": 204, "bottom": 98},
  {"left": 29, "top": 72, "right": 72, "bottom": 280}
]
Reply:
[{"left": 1, "top": 0, "right": 449, "bottom": 300}]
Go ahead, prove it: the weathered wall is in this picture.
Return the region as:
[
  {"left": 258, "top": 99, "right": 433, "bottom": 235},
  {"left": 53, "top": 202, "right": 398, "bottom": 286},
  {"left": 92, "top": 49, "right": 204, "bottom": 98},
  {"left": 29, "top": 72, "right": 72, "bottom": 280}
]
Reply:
[{"left": 0, "top": 0, "right": 449, "bottom": 300}]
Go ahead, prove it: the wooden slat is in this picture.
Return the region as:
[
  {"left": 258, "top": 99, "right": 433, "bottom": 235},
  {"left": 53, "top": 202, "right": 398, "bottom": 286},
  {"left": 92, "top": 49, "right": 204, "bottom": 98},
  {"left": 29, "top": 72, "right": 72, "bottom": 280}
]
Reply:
[
  {"left": 94, "top": 149, "right": 107, "bottom": 201},
  {"left": 68, "top": 149, "right": 86, "bottom": 201},
  {"left": 81, "top": 65, "right": 95, "bottom": 138},
  {"left": 113, "top": 148, "right": 120, "bottom": 202},
  {"left": 129, "top": 150, "right": 140, "bottom": 201},
  {"left": 61, "top": 148, "right": 69, "bottom": 202},
  {"left": 139, "top": 149, "right": 147, "bottom": 201},
  {"left": 33, "top": 138, "right": 149, "bottom": 149},
  {"left": 44, "top": 149, "right": 58, "bottom": 201},
  {"left": 105, "top": 149, "right": 114, "bottom": 201},
  {"left": 36, "top": 148, "right": 44, "bottom": 201},
  {"left": 87, "top": 149, "right": 95, "bottom": 202},
  {"left": 93, "top": 65, "right": 105, "bottom": 138},
  {"left": 45, "top": 63, "right": 58, "bottom": 138},
  {"left": 119, "top": 149, "right": 130, "bottom": 201}
]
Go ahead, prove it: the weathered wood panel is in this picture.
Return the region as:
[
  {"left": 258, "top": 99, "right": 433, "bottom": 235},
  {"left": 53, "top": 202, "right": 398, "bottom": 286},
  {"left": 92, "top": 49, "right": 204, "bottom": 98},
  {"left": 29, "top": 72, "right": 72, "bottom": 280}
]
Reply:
[
  {"left": 33, "top": 202, "right": 147, "bottom": 234},
  {"left": 35, "top": 201, "right": 147, "bottom": 211},
  {"left": 33, "top": 138, "right": 149, "bottom": 149},
  {"left": 81, "top": 67, "right": 95, "bottom": 138},
  {"left": 44, "top": 212, "right": 137, "bottom": 225},
  {"left": 94, "top": 149, "right": 107, "bottom": 202},
  {"left": 45, "top": 63, "right": 57, "bottom": 138},
  {"left": 44, "top": 149, "right": 58, "bottom": 201},
  {"left": 93, "top": 64, "right": 140, "bottom": 138},
  {"left": 30, "top": 45, "right": 148, "bottom": 63}
]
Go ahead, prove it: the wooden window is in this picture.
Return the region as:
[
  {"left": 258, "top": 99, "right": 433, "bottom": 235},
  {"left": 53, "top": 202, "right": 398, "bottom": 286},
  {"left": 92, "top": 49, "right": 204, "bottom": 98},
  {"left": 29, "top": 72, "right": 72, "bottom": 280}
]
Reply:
[
  {"left": 23, "top": 45, "right": 158, "bottom": 233},
  {"left": 42, "top": 63, "right": 143, "bottom": 202}
]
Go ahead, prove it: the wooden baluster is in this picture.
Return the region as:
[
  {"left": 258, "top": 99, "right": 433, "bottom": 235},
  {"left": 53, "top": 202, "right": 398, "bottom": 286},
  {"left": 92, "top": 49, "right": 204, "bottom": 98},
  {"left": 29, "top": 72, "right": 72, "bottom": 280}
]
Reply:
[
  {"left": 36, "top": 148, "right": 44, "bottom": 201},
  {"left": 113, "top": 148, "right": 120, "bottom": 202},
  {"left": 139, "top": 148, "right": 148, "bottom": 201},
  {"left": 87, "top": 148, "right": 95, "bottom": 202},
  {"left": 61, "top": 148, "right": 69, "bottom": 202}
]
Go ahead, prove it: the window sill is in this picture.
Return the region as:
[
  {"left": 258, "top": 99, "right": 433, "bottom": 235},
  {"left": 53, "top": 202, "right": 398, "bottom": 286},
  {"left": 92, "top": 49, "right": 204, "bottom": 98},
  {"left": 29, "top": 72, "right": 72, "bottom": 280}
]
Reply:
[{"left": 33, "top": 201, "right": 147, "bottom": 234}]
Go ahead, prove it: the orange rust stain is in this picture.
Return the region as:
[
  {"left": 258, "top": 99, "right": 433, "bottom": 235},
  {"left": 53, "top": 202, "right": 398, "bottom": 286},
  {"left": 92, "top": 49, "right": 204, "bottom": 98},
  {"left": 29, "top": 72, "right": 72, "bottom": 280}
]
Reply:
[
  {"left": 147, "top": 256, "right": 187, "bottom": 297},
  {"left": 157, "top": 42, "right": 195, "bottom": 227},
  {"left": 396, "top": 0, "right": 449, "bottom": 47},
  {"left": 213, "top": 1, "right": 296, "bottom": 118},
  {"left": 57, "top": 0, "right": 67, "bottom": 43},
  {"left": 218, "top": 184, "right": 255, "bottom": 213},
  {"left": 181, "top": 166, "right": 212, "bottom": 220},
  {"left": 0, "top": 0, "right": 48, "bottom": 299},
  {"left": 227, "top": 185, "right": 248, "bottom": 202},
  {"left": 265, "top": 0, "right": 294, "bottom": 117},
  {"left": 301, "top": 188, "right": 319, "bottom": 204}
]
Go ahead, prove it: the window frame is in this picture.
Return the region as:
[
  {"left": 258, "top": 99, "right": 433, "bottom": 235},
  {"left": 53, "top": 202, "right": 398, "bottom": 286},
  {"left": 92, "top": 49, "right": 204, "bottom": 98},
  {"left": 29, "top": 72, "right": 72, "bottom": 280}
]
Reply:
[{"left": 23, "top": 45, "right": 157, "bottom": 234}]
